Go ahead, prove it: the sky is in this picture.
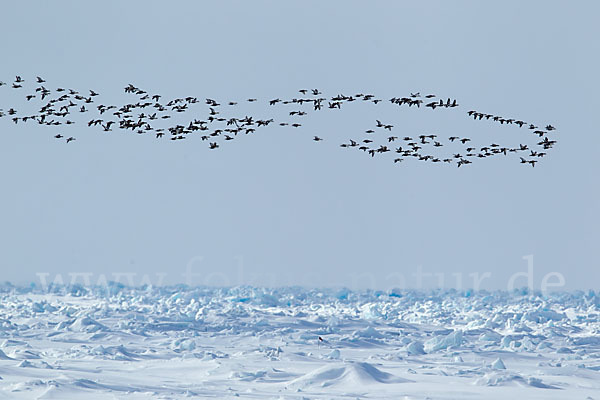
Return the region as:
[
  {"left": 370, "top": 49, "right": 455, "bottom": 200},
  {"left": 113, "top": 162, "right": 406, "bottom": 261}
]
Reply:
[{"left": 0, "top": 1, "right": 598, "bottom": 291}]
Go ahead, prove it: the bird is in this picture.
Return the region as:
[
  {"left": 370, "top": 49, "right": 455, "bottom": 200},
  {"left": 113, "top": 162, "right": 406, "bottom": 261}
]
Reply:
[{"left": 0, "top": 75, "right": 558, "bottom": 170}]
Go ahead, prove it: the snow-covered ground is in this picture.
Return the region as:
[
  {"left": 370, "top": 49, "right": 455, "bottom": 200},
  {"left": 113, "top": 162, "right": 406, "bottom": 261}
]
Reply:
[{"left": 0, "top": 285, "right": 598, "bottom": 399}]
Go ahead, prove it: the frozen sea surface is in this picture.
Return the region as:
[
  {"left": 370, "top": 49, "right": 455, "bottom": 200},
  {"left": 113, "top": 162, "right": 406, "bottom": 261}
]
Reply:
[{"left": 0, "top": 285, "right": 599, "bottom": 399}]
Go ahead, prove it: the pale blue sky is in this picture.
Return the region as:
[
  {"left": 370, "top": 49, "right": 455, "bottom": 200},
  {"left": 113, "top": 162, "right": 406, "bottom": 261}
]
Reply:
[{"left": 0, "top": 1, "right": 598, "bottom": 290}]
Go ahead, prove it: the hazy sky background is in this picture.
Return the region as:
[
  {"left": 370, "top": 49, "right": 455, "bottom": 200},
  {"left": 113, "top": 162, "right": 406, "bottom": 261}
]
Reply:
[{"left": 0, "top": 1, "right": 598, "bottom": 290}]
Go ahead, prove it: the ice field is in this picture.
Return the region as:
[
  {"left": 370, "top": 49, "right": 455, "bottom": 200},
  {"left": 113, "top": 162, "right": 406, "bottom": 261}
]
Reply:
[{"left": 0, "top": 285, "right": 599, "bottom": 399}]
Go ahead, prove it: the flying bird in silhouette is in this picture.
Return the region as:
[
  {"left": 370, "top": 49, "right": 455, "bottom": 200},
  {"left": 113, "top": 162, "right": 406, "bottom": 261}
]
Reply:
[{"left": 0, "top": 75, "right": 558, "bottom": 169}]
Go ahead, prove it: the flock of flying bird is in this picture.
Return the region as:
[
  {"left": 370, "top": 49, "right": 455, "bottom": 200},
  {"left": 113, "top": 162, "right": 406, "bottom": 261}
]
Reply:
[{"left": 0, "top": 76, "right": 558, "bottom": 168}]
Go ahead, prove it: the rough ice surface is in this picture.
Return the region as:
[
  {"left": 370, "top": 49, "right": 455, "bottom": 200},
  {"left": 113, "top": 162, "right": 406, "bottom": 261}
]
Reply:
[{"left": 0, "top": 284, "right": 599, "bottom": 399}]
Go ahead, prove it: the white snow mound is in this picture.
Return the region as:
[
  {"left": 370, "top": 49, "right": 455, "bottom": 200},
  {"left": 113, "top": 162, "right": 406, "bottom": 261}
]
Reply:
[{"left": 288, "top": 361, "right": 412, "bottom": 388}]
